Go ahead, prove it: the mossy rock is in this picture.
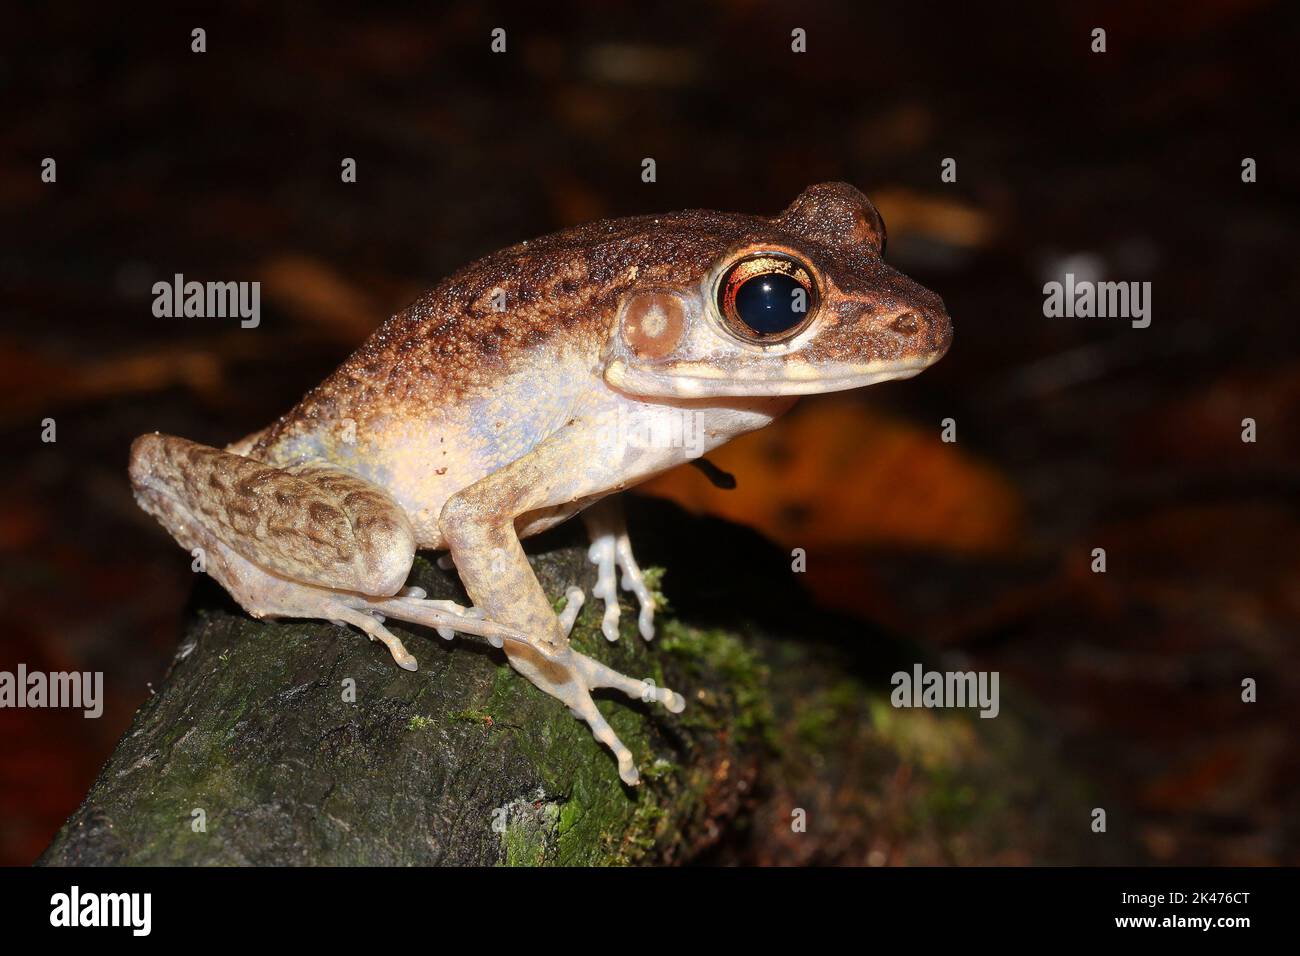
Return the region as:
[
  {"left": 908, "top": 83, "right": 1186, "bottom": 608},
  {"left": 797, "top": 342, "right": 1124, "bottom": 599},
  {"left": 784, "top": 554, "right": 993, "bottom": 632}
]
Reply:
[
  {"left": 41, "top": 498, "right": 1103, "bottom": 866},
  {"left": 39, "top": 513, "right": 767, "bottom": 866}
]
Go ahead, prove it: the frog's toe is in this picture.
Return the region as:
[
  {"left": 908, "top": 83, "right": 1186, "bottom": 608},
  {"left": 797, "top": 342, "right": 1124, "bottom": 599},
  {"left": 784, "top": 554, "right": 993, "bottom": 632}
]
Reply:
[
  {"left": 327, "top": 603, "right": 419, "bottom": 670},
  {"left": 557, "top": 585, "right": 586, "bottom": 637},
  {"left": 658, "top": 686, "right": 687, "bottom": 714},
  {"left": 362, "top": 593, "right": 530, "bottom": 652}
]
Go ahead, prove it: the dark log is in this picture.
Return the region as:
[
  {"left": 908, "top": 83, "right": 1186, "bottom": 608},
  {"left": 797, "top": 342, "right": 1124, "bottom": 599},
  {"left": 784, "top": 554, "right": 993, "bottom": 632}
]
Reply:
[{"left": 40, "top": 499, "right": 1102, "bottom": 866}]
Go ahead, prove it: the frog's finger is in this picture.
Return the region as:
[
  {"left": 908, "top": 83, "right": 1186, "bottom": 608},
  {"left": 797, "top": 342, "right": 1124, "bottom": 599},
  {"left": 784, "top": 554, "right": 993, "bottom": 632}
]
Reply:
[
  {"left": 571, "top": 650, "right": 686, "bottom": 714},
  {"left": 582, "top": 495, "right": 657, "bottom": 642},
  {"left": 614, "top": 532, "right": 656, "bottom": 641},
  {"left": 586, "top": 532, "right": 623, "bottom": 642},
  {"left": 566, "top": 687, "right": 640, "bottom": 786}
]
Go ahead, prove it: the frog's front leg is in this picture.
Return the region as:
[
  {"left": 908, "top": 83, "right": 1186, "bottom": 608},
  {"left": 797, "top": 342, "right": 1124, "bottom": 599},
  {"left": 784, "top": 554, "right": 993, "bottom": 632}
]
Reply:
[
  {"left": 427, "top": 429, "right": 685, "bottom": 785},
  {"left": 582, "top": 495, "right": 657, "bottom": 642},
  {"left": 433, "top": 495, "right": 659, "bottom": 644}
]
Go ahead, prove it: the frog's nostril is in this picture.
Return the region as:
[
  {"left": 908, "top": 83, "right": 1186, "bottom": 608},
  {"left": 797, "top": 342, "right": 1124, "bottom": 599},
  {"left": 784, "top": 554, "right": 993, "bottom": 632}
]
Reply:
[{"left": 889, "top": 311, "right": 920, "bottom": 336}]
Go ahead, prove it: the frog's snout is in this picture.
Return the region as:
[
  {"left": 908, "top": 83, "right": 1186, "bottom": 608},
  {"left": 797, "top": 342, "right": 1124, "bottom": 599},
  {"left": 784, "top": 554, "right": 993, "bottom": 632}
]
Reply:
[
  {"left": 830, "top": 291, "right": 952, "bottom": 370},
  {"left": 888, "top": 299, "right": 952, "bottom": 365}
]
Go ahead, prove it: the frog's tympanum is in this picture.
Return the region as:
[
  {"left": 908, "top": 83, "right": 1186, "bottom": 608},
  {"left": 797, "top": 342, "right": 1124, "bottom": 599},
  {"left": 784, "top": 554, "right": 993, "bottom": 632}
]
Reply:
[{"left": 130, "top": 183, "right": 952, "bottom": 784}]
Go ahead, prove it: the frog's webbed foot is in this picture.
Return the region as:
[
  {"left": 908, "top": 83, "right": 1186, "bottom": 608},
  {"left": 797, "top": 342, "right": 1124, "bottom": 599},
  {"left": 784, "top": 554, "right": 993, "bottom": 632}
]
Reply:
[
  {"left": 359, "top": 591, "right": 536, "bottom": 656},
  {"left": 572, "top": 661, "right": 686, "bottom": 786},
  {"left": 324, "top": 589, "right": 532, "bottom": 671},
  {"left": 571, "top": 649, "right": 685, "bottom": 716},
  {"left": 572, "top": 649, "right": 686, "bottom": 786},
  {"left": 582, "top": 496, "right": 656, "bottom": 643},
  {"left": 366, "top": 583, "right": 682, "bottom": 783},
  {"left": 326, "top": 602, "right": 420, "bottom": 671},
  {"left": 553, "top": 587, "right": 682, "bottom": 709},
  {"left": 504, "top": 639, "right": 685, "bottom": 786}
]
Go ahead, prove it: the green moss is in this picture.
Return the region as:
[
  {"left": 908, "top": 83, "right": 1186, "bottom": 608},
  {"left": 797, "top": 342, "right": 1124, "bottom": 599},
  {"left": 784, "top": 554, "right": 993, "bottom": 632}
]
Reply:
[
  {"left": 640, "top": 758, "right": 678, "bottom": 783},
  {"left": 792, "top": 680, "right": 862, "bottom": 750},
  {"left": 659, "top": 620, "right": 772, "bottom": 744},
  {"left": 501, "top": 798, "right": 562, "bottom": 866},
  {"left": 609, "top": 797, "right": 666, "bottom": 865},
  {"left": 793, "top": 698, "right": 836, "bottom": 749},
  {"left": 640, "top": 566, "right": 670, "bottom": 616},
  {"left": 50, "top": 537, "right": 765, "bottom": 865},
  {"left": 866, "top": 693, "right": 977, "bottom": 770}
]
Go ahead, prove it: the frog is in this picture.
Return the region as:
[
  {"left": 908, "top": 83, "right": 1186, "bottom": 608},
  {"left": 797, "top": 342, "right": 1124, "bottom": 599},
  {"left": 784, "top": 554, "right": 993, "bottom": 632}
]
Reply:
[{"left": 129, "top": 182, "right": 951, "bottom": 785}]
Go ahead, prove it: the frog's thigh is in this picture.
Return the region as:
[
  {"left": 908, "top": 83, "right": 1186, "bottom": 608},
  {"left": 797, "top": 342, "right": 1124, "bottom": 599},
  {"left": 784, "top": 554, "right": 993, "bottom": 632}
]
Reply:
[
  {"left": 132, "top": 435, "right": 548, "bottom": 672},
  {"left": 129, "top": 433, "right": 415, "bottom": 595}
]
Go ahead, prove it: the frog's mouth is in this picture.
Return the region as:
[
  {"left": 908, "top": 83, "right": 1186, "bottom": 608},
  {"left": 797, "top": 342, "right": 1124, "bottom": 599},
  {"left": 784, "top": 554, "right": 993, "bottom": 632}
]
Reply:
[{"left": 605, "top": 356, "right": 937, "bottom": 398}]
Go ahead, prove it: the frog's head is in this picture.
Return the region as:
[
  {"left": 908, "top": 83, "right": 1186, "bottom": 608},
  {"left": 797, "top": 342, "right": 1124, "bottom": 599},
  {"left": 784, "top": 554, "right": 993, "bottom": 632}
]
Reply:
[{"left": 604, "top": 182, "right": 951, "bottom": 398}]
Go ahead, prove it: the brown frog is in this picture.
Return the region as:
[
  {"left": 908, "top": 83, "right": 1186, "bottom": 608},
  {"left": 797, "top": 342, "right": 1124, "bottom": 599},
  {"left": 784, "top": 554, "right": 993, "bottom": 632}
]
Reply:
[{"left": 129, "top": 182, "right": 952, "bottom": 784}]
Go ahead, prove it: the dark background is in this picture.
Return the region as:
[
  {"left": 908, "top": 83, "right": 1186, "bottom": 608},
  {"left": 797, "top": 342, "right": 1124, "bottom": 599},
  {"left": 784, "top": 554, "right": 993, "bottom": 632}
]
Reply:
[{"left": 2, "top": 0, "right": 1297, "bottom": 865}]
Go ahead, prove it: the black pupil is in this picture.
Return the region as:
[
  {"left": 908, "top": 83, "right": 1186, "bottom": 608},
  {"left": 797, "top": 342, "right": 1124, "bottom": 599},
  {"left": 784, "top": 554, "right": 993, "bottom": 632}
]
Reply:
[{"left": 733, "top": 272, "right": 805, "bottom": 335}]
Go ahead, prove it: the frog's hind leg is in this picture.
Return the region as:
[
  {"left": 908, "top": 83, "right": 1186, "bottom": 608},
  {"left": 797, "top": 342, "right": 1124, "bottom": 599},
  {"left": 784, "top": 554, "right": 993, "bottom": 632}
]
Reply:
[
  {"left": 582, "top": 495, "right": 657, "bottom": 642},
  {"left": 128, "top": 433, "right": 524, "bottom": 668}
]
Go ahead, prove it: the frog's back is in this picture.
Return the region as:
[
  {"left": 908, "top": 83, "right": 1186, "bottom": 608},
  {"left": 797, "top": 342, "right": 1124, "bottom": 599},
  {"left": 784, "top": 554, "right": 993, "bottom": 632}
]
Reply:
[{"left": 248, "top": 207, "right": 763, "bottom": 466}]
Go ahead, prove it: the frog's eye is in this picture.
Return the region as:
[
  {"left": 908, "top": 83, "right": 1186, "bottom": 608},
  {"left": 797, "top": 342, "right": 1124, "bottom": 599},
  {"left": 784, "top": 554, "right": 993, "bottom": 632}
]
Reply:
[{"left": 717, "top": 253, "right": 818, "bottom": 342}]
